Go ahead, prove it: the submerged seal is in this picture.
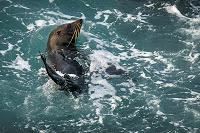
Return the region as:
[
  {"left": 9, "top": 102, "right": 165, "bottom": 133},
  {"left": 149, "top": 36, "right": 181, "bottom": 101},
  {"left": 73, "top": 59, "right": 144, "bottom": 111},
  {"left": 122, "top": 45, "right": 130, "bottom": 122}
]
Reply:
[{"left": 40, "top": 19, "right": 85, "bottom": 96}]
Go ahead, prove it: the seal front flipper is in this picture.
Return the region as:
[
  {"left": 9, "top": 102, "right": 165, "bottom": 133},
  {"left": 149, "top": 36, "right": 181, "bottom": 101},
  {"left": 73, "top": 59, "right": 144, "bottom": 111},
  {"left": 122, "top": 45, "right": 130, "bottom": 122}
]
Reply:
[
  {"left": 62, "top": 74, "right": 81, "bottom": 94},
  {"left": 40, "top": 53, "right": 66, "bottom": 86},
  {"left": 40, "top": 53, "right": 81, "bottom": 95}
]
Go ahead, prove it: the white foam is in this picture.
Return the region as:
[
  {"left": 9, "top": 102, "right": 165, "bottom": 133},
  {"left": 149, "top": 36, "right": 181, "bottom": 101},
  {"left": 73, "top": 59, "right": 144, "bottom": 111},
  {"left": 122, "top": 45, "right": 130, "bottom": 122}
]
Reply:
[
  {"left": 188, "top": 51, "right": 200, "bottom": 64},
  {"left": 88, "top": 50, "right": 124, "bottom": 124},
  {"left": 122, "top": 11, "right": 148, "bottom": 23},
  {"left": 27, "top": 23, "right": 35, "bottom": 31},
  {"left": 49, "top": 0, "right": 54, "bottom": 3},
  {"left": 140, "top": 71, "right": 150, "bottom": 79},
  {"left": 94, "top": 10, "right": 112, "bottom": 20},
  {"left": 35, "top": 20, "right": 47, "bottom": 27},
  {"left": 111, "top": 42, "right": 124, "bottom": 50},
  {"left": 156, "top": 110, "right": 165, "bottom": 116},
  {"left": 94, "top": 9, "right": 148, "bottom": 29},
  {"left": 147, "top": 98, "right": 167, "bottom": 120},
  {"left": 162, "top": 83, "right": 176, "bottom": 87},
  {"left": 38, "top": 68, "right": 47, "bottom": 76},
  {"left": 89, "top": 50, "right": 122, "bottom": 73},
  {"left": 3, "top": 55, "right": 31, "bottom": 71},
  {"left": 165, "top": 4, "right": 200, "bottom": 42},
  {"left": 96, "top": 14, "right": 112, "bottom": 28},
  {"left": 26, "top": 11, "right": 83, "bottom": 31},
  {"left": 88, "top": 37, "right": 105, "bottom": 49},
  {"left": 147, "top": 98, "right": 160, "bottom": 111},
  {"left": 0, "top": 43, "right": 14, "bottom": 56},
  {"left": 75, "top": 117, "right": 98, "bottom": 127},
  {"left": 89, "top": 78, "right": 121, "bottom": 124},
  {"left": 44, "top": 11, "right": 74, "bottom": 20},
  {"left": 80, "top": 13, "right": 86, "bottom": 20},
  {"left": 13, "top": 4, "right": 30, "bottom": 10},
  {"left": 169, "top": 121, "right": 181, "bottom": 127},
  {"left": 181, "top": 27, "right": 200, "bottom": 40},
  {"left": 39, "top": 130, "right": 47, "bottom": 133},
  {"left": 135, "top": 12, "right": 148, "bottom": 23},
  {"left": 155, "top": 81, "right": 164, "bottom": 85},
  {"left": 23, "top": 95, "right": 31, "bottom": 106},
  {"left": 113, "top": 9, "right": 123, "bottom": 18},
  {"left": 38, "top": 79, "right": 58, "bottom": 101},
  {"left": 94, "top": 10, "right": 114, "bottom": 28},
  {"left": 165, "top": 4, "right": 187, "bottom": 19},
  {"left": 90, "top": 76, "right": 116, "bottom": 99},
  {"left": 94, "top": 12, "right": 103, "bottom": 20},
  {"left": 129, "top": 45, "right": 156, "bottom": 64},
  {"left": 27, "top": 20, "right": 47, "bottom": 31},
  {"left": 144, "top": 3, "right": 155, "bottom": 8},
  {"left": 128, "top": 44, "right": 176, "bottom": 73}
]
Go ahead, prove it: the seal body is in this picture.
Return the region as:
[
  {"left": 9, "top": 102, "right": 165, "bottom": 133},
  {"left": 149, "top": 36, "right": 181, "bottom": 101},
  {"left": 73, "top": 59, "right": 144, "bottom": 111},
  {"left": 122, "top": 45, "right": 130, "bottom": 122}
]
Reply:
[
  {"left": 40, "top": 19, "right": 126, "bottom": 96},
  {"left": 41, "top": 19, "right": 85, "bottom": 95},
  {"left": 47, "top": 48, "right": 83, "bottom": 76},
  {"left": 47, "top": 19, "right": 83, "bottom": 76}
]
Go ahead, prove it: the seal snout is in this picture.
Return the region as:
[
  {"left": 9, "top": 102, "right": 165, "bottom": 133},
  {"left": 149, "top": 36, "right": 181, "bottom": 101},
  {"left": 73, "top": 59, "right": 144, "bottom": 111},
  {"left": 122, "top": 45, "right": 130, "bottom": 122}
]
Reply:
[
  {"left": 75, "top": 19, "right": 83, "bottom": 25},
  {"left": 66, "top": 19, "right": 83, "bottom": 32}
]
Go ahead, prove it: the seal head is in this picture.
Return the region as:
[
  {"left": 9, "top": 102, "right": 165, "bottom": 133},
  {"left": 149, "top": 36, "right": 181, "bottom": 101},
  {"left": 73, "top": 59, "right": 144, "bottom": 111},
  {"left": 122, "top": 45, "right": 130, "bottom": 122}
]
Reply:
[
  {"left": 46, "top": 19, "right": 84, "bottom": 76},
  {"left": 47, "top": 19, "right": 83, "bottom": 52}
]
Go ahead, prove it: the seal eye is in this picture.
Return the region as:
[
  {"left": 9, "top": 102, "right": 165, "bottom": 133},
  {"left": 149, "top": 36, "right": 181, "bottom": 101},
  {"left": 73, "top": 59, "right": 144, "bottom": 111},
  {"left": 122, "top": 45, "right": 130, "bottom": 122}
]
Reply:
[
  {"left": 56, "top": 30, "right": 61, "bottom": 35},
  {"left": 67, "top": 24, "right": 71, "bottom": 28}
]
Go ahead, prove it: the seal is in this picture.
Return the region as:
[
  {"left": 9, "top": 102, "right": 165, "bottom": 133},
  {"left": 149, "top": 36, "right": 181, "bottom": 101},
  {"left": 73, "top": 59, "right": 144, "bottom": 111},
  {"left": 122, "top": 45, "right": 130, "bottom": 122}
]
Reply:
[
  {"left": 40, "top": 19, "right": 127, "bottom": 96},
  {"left": 40, "top": 19, "right": 85, "bottom": 96}
]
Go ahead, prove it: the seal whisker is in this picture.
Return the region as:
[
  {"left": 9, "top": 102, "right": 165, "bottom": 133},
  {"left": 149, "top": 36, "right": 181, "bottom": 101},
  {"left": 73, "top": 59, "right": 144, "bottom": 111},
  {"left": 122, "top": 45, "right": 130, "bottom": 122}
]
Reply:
[
  {"left": 76, "top": 23, "right": 79, "bottom": 30},
  {"left": 76, "top": 24, "right": 80, "bottom": 36},
  {"left": 75, "top": 25, "right": 78, "bottom": 37},
  {"left": 75, "top": 25, "right": 79, "bottom": 39},
  {"left": 75, "top": 24, "right": 79, "bottom": 33},
  {"left": 74, "top": 28, "right": 79, "bottom": 41},
  {"left": 74, "top": 26, "right": 78, "bottom": 40},
  {"left": 68, "top": 29, "right": 76, "bottom": 46}
]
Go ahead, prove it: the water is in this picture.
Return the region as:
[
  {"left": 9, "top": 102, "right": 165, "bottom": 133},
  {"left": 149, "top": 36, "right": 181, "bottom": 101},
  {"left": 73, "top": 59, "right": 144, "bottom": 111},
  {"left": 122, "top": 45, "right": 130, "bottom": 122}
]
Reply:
[{"left": 0, "top": 0, "right": 200, "bottom": 132}]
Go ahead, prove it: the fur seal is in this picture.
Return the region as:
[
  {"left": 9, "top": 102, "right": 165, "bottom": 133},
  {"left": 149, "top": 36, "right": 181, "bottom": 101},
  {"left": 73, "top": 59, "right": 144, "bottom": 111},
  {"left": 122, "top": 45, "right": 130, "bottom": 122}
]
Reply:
[
  {"left": 40, "top": 19, "right": 85, "bottom": 96},
  {"left": 40, "top": 19, "right": 127, "bottom": 96}
]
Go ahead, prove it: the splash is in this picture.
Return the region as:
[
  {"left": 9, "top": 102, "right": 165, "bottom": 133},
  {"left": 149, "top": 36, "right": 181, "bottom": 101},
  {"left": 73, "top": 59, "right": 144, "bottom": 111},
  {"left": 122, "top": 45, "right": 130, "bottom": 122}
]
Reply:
[
  {"left": 0, "top": 43, "right": 14, "bottom": 56},
  {"left": 3, "top": 55, "right": 31, "bottom": 71},
  {"left": 165, "top": 4, "right": 187, "bottom": 19}
]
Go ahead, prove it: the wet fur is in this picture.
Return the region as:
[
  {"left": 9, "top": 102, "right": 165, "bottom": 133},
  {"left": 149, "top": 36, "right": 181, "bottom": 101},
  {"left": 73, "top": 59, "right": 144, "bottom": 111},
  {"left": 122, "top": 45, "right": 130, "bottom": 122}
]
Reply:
[
  {"left": 40, "top": 19, "right": 126, "bottom": 95},
  {"left": 41, "top": 19, "right": 85, "bottom": 95}
]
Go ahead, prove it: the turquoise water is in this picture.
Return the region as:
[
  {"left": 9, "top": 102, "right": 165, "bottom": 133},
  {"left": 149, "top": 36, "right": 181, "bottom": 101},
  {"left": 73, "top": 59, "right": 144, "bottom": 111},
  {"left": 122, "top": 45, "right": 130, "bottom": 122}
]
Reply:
[{"left": 0, "top": 0, "right": 200, "bottom": 132}]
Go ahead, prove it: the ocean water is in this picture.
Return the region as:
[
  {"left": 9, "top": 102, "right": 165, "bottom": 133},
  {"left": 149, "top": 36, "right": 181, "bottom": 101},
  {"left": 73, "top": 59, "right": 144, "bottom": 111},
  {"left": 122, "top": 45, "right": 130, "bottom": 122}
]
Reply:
[{"left": 0, "top": 0, "right": 200, "bottom": 132}]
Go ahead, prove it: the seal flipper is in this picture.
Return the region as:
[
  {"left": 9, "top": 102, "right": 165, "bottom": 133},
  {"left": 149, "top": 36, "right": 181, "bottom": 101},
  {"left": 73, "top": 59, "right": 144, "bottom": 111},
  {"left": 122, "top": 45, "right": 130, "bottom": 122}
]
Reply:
[
  {"left": 63, "top": 74, "right": 81, "bottom": 94},
  {"left": 40, "top": 53, "right": 66, "bottom": 86},
  {"left": 40, "top": 53, "right": 81, "bottom": 96}
]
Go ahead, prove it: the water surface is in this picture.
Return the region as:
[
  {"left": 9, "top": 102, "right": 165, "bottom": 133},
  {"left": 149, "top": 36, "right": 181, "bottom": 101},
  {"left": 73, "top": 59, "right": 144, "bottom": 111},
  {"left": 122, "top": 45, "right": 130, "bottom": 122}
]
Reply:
[{"left": 0, "top": 0, "right": 200, "bottom": 132}]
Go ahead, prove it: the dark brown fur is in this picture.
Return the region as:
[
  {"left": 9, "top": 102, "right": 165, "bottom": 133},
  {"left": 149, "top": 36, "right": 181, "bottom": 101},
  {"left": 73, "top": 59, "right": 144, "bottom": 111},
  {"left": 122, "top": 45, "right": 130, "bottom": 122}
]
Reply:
[
  {"left": 40, "top": 19, "right": 85, "bottom": 95},
  {"left": 46, "top": 19, "right": 83, "bottom": 76}
]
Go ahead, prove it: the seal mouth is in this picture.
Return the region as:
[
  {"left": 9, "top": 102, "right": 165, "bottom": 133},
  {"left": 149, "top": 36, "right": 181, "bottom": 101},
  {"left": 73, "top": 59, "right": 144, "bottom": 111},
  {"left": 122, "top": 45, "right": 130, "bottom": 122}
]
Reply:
[{"left": 68, "top": 19, "right": 83, "bottom": 45}]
